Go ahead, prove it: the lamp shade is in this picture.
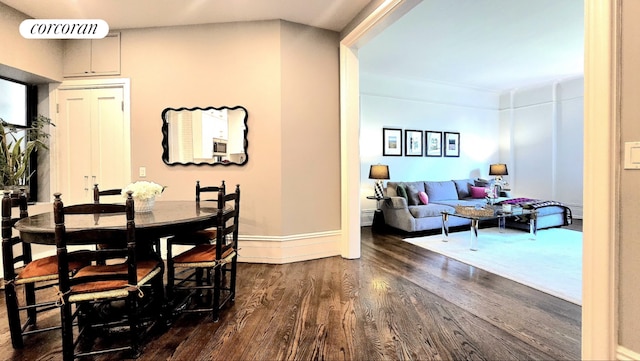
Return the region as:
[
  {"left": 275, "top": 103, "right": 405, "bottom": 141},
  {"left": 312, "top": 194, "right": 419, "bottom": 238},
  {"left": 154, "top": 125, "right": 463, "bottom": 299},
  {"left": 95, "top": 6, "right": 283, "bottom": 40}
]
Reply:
[
  {"left": 369, "top": 164, "right": 390, "bottom": 180},
  {"left": 489, "top": 163, "right": 508, "bottom": 176}
]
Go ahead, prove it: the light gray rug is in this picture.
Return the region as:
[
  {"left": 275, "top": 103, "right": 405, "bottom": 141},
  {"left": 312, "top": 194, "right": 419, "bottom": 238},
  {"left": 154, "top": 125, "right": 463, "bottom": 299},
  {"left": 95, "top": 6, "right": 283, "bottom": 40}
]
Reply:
[{"left": 404, "top": 227, "right": 582, "bottom": 305}]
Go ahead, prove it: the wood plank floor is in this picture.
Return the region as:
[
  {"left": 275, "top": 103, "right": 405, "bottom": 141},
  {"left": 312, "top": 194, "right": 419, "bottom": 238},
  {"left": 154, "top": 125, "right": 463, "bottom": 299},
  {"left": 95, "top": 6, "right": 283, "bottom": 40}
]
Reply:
[{"left": 0, "top": 224, "right": 581, "bottom": 360}]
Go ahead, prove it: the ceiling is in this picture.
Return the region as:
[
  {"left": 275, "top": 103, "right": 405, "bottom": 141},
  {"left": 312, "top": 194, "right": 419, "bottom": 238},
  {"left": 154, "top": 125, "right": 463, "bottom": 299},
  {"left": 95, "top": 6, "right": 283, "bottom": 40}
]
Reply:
[
  {"left": 0, "top": 0, "right": 371, "bottom": 32},
  {"left": 359, "top": 0, "right": 584, "bottom": 92},
  {"left": 2, "top": 0, "right": 584, "bottom": 92}
]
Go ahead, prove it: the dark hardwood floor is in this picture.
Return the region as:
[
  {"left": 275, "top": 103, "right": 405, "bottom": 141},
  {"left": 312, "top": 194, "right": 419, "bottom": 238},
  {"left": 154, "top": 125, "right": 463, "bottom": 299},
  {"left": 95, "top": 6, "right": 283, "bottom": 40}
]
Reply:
[{"left": 0, "top": 224, "right": 581, "bottom": 360}]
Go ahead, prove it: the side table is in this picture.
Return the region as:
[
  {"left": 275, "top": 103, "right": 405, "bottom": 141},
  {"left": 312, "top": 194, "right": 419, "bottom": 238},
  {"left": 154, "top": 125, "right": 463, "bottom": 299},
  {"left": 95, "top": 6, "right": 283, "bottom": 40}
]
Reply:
[{"left": 367, "top": 196, "right": 389, "bottom": 233}]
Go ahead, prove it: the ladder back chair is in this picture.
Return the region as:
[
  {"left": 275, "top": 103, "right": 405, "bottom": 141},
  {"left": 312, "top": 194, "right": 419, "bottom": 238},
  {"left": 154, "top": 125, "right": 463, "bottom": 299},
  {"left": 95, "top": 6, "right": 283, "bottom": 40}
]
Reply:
[
  {"left": 93, "top": 184, "right": 161, "bottom": 259},
  {"left": 53, "top": 192, "right": 165, "bottom": 361},
  {"left": 166, "top": 180, "right": 240, "bottom": 321},
  {"left": 1, "top": 189, "right": 87, "bottom": 348},
  {"left": 92, "top": 184, "right": 122, "bottom": 203}
]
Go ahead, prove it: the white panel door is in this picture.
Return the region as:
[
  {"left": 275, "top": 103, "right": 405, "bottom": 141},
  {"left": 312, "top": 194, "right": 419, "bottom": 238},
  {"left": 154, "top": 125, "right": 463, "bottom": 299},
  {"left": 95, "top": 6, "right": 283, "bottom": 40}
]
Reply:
[
  {"left": 91, "top": 88, "right": 126, "bottom": 191},
  {"left": 57, "top": 89, "right": 92, "bottom": 203},
  {"left": 57, "top": 86, "right": 129, "bottom": 204}
]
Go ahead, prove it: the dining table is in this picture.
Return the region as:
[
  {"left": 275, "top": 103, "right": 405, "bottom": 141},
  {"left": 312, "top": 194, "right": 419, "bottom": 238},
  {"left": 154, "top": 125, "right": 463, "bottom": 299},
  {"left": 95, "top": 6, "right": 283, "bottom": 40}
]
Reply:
[
  {"left": 14, "top": 199, "right": 227, "bottom": 331},
  {"left": 14, "top": 200, "right": 222, "bottom": 245}
]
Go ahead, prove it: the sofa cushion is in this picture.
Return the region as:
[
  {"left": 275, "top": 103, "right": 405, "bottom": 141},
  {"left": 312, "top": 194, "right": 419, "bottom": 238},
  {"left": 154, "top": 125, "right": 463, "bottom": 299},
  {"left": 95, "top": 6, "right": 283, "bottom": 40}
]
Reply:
[
  {"left": 436, "top": 199, "right": 488, "bottom": 208},
  {"left": 408, "top": 203, "right": 454, "bottom": 218},
  {"left": 452, "top": 178, "right": 474, "bottom": 199},
  {"left": 396, "top": 183, "right": 408, "bottom": 200},
  {"left": 405, "top": 184, "right": 421, "bottom": 205},
  {"left": 425, "top": 181, "right": 459, "bottom": 202}
]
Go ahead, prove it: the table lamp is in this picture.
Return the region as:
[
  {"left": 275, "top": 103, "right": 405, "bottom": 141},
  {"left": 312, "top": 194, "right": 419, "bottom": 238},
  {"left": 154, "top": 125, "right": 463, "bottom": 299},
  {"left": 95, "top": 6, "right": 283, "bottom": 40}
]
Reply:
[
  {"left": 489, "top": 163, "right": 508, "bottom": 182},
  {"left": 369, "top": 164, "right": 390, "bottom": 199}
]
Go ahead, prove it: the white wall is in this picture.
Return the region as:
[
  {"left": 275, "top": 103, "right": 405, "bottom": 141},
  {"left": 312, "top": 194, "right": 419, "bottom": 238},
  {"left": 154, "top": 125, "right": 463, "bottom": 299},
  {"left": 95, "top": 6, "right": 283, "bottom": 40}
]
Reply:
[
  {"left": 499, "top": 77, "right": 584, "bottom": 218},
  {"left": 359, "top": 73, "right": 501, "bottom": 224}
]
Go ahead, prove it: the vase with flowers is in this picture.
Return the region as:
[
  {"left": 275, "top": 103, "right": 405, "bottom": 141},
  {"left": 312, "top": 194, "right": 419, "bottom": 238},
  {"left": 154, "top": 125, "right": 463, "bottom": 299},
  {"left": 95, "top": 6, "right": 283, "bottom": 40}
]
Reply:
[{"left": 122, "top": 181, "right": 165, "bottom": 212}]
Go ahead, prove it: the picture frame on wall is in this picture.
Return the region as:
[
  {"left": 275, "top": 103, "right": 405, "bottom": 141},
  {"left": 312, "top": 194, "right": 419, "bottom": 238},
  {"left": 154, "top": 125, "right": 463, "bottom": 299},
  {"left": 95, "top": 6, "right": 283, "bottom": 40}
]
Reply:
[
  {"left": 444, "top": 132, "right": 460, "bottom": 157},
  {"left": 382, "top": 128, "right": 402, "bottom": 156},
  {"left": 425, "top": 131, "right": 442, "bottom": 157},
  {"left": 404, "top": 129, "right": 423, "bottom": 156}
]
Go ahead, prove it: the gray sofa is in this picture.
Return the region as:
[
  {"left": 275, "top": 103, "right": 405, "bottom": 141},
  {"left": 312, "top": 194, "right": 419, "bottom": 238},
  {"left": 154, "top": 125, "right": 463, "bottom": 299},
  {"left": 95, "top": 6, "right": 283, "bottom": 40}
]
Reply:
[{"left": 380, "top": 179, "right": 572, "bottom": 233}]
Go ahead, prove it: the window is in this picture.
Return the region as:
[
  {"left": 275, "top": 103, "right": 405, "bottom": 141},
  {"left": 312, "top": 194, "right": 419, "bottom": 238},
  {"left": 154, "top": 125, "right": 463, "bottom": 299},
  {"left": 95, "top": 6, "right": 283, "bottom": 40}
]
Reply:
[{"left": 0, "top": 76, "right": 39, "bottom": 200}]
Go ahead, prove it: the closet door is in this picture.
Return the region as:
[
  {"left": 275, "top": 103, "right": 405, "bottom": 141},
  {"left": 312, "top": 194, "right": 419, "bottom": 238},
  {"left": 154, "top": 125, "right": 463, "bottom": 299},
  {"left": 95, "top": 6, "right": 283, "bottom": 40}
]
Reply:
[
  {"left": 90, "top": 88, "right": 127, "bottom": 192},
  {"left": 57, "top": 86, "right": 129, "bottom": 204},
  {"left": 57, "top": 89, "right": 93, "bottom": 203}
]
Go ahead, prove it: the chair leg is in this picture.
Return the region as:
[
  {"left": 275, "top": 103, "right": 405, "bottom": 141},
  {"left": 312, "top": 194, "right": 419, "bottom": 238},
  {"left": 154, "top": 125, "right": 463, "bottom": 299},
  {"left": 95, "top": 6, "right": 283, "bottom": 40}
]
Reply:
[
  {"left": 5, "top": 284, "right": 24, "bottom": 349},
  {"left": 166, "top": 262, "right": 174, "bottom": 300},
  {"left": 60, "top": 302, "right": 74, "bottom": 361},
  {"left": 230, "top": 256, "right": 238, "bottom": 302},
  {"left": 212, "top": 266, "right": 221, "bottom": 321},
  {"left": 127, "top": 294, "right": 141, "bottom": 359},
  {"left": 166, "top": 245, "right": 174, "bottom": 301},
  {"left": 24, "top": 283, "right": 37, "bottom": 324}
]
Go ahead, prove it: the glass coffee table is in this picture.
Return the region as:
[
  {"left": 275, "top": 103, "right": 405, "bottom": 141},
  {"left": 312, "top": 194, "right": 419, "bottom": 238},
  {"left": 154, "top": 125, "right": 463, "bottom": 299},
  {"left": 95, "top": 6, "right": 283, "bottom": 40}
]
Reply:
[{"left": 441, "top": 208, "right": 538, "bottom": 251}]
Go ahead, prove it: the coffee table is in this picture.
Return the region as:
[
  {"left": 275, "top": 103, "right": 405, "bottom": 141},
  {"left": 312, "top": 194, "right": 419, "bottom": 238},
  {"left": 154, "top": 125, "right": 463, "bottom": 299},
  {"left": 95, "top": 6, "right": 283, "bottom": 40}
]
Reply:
[{"left": 441, "top": 208, "right": 538, "bottom": 251}]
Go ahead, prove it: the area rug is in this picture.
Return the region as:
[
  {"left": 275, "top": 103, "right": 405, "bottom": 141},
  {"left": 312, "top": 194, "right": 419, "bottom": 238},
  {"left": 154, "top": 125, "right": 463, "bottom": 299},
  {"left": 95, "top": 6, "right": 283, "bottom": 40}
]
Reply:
[{"left": 404, "top": 227, "right": 582, "bottom": 305}]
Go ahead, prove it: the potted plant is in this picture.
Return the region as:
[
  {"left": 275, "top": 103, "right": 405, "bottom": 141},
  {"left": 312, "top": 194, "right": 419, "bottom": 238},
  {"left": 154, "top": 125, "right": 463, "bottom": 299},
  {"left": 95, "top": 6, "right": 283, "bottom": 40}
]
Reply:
[{"left": 0, "top": 114, "right": 54, "bottom": 190}]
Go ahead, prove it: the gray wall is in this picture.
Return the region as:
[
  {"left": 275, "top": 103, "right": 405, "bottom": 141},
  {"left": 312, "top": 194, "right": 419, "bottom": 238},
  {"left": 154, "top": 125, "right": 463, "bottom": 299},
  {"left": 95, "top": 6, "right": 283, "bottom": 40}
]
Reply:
[{"left": 1, "top": 9, "right": 343, "bottom": 263}]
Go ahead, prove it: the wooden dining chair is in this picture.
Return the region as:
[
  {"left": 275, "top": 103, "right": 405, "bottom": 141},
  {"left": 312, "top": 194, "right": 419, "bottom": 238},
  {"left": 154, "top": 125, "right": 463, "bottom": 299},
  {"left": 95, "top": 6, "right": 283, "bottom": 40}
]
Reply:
[
  {"left": 166, "top": 180, "right": 240, "bottom": 321},
  {"left": 93, "top": 184, "right": 122, "bottom": 203},
  {"left": 1, "top": 189, "right": 88, "bottom": 348},
  {"left": 53, "top": 192, "right": 165, "bottom": 361}
]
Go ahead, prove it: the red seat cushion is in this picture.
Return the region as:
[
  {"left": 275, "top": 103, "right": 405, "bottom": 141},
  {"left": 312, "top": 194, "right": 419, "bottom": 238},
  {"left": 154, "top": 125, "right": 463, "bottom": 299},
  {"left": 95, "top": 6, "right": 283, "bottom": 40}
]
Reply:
[
  {"left": 173, "top": 244, "right": 233, "bottom": 264},
  {"left": 70, "top": 260, "right": 161, "bottom": 294},
  {"left": 17, "top": 255, "right": 87, "bottom": 281},
  {"left": 170, "top": 229, "right": 217, "bottom": 245}
]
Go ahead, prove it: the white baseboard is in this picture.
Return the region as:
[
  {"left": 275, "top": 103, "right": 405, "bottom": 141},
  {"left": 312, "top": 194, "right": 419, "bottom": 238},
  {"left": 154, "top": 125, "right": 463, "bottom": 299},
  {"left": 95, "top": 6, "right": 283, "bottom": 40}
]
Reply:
[
  {"left": 238, "top": 230, "right": 342, "bottom": 264},
  {"left": 618, "top": 345, "right": 640, "bottom": 360},
  {"left": 361, "top": 208, "right": 375, "bottom": 227},
  {"left": 21, "top": 230, "right": 342, "bottom": 268},
  {"left": 566, "top": 203, "right": 583, "bottom": 219}
]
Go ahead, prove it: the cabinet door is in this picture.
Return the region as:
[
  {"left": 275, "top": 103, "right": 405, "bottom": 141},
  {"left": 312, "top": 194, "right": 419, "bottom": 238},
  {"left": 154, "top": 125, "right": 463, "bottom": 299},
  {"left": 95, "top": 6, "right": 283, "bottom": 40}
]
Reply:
[
  {"left": 62, "top": 40, "right": 91, "bottom": 77},
  {"left": 91, "top": 33, "right": 120, "bottom": 75},
  {"left": 57, "top": 86, "right": 129, "bottom": 204},
  {"left": 62, "top": 33, "right": 120, "bottom": 77}
]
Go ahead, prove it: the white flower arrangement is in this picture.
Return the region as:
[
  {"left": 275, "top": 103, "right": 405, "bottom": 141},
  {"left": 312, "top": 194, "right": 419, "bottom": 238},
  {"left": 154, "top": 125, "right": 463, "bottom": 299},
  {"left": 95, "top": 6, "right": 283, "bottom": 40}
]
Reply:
[{"left": 122, "top": 181, "right": 165, "bottom": 200}]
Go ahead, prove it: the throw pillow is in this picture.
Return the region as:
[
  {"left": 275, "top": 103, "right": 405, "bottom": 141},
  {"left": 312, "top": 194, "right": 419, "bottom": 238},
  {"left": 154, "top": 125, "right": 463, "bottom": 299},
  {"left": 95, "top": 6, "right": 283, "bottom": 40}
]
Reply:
[
  {"left": 405, "top": 184, "right": 421, "bottom": 206},
  {"left": 470, "top": 185, "right": 488, "bottom": 199},
  {"left": 418, "top": 191, "right": 429, "bottom": 205},
  {"left": 453, "top": 179, "right": 473, "bottom": 199},
  {"left": 396, "top": 183, "right": 408, "bottom": 201},
  {"left": 474, "top": 178, "right": 490, "bottom": 187}
]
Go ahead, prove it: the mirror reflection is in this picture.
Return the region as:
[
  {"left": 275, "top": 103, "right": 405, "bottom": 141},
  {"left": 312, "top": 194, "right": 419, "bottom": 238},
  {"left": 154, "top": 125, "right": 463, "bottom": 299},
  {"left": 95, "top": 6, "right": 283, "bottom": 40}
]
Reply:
[{"left": 162, "top": 106, "right": 248, "bottom": 166}]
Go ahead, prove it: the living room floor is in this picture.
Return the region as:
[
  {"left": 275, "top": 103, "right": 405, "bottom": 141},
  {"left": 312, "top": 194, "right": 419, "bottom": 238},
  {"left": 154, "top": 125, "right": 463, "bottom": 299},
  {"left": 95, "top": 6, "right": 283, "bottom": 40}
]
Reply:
[
  {"left": 0, "top": 224, "right": 581, "bottom": 360},
  {"left": 363, "top": 222, "right": 582, "bottom": 360}
]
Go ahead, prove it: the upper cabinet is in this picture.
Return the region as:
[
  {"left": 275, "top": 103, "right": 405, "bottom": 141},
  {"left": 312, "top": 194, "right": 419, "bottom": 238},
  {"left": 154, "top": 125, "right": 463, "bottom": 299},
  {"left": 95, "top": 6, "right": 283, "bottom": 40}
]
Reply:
[{"left": 63, "top": 33, "right": 121, "bottom": 77}]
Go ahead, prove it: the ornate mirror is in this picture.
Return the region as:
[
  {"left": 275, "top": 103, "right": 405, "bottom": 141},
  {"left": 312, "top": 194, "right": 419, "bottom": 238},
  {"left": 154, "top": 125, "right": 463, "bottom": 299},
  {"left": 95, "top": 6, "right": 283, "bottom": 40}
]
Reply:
[{"left": 161, "top": 106, "right": 248, "bottom": 166}]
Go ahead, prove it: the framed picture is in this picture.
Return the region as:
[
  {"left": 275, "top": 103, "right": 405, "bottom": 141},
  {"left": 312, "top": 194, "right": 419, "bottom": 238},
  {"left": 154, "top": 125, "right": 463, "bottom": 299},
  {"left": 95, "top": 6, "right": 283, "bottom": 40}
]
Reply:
[
  {"left": 382, "top": 128, "right": 403, "bottom": 156},
  {"left": 444, "top": 132, "right": 460, "bottom": 157},
  {"left": 425, "top": 131, "right": 442, "bottom": 157},
  {"left": 404, "top": 129, "right": 423, "bottom": 156}
]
